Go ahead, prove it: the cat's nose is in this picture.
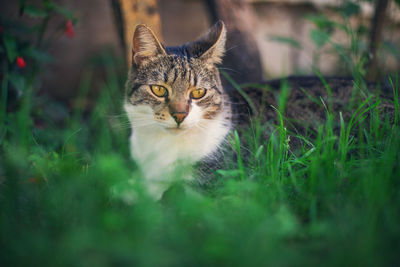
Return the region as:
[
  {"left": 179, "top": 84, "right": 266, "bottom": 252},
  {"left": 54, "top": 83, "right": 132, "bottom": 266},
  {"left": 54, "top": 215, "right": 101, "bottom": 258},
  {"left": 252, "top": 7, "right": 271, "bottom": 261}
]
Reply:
[{"left": 171, "top": 111, "right": 188, "bottom": 125}]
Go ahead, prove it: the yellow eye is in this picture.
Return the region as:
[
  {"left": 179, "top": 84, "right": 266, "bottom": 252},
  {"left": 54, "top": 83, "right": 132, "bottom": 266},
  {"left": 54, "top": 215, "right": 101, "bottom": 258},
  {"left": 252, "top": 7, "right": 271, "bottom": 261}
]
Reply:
[
  {"left": 150, "top": 85, "right": 168, "bottom": 97},
  {"left": 190, "top": 88, "right": 206, "bottom": 99}
]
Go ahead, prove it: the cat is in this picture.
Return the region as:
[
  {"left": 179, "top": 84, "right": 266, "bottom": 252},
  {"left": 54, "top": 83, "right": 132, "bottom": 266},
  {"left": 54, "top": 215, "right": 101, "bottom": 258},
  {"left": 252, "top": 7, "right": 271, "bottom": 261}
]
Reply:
[{"left": 124, "top": 21, "right": 231, "bottom": 200}]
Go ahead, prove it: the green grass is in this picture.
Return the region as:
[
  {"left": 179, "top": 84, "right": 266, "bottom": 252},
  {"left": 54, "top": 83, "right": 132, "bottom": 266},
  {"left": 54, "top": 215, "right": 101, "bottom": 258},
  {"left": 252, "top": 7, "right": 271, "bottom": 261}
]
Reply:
[{"left": 1, "top": 55, "right": 400, "bottom": 266}]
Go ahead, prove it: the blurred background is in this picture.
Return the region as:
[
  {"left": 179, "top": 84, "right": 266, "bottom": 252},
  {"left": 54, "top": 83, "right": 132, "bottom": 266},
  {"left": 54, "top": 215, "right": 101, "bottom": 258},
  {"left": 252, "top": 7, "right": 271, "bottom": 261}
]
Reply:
[
  {"left": 1, "top": 3, "right": 400, "bottom": 266},
  {"left": 1, "top": 0, "right": 399, "bottom": 103}
]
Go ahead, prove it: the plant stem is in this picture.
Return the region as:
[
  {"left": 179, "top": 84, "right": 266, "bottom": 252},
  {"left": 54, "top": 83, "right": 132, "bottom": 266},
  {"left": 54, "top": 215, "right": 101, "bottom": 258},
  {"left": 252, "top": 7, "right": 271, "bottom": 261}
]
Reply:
[{"left": 0, "top": 62, "right": 9, "bottom": 134}]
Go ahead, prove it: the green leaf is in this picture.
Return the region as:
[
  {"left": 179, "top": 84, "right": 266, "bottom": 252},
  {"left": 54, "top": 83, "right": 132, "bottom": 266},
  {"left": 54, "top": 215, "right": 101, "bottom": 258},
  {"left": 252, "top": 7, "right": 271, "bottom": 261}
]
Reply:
[
  {"left": 269, "top": 35, "right": 302, "bottom": 49},
  {"left": 395, "top": 0, "right": 400, "bottom": 7},
  {"left": 310, "top": 29, "right": 330, "bottom": 48},
  {"left": 18, "top": 0, "right": 27, "bottom": 16},
  {"left": 18, "top": 0, "right": 26, "bottom": 7},
  {"left": 356, "top": 25, "right": 369, "bottom": 36},
  {"left": 383, "top": 41, "right": 400, "bottom": 60},
  {"left": 2, "top": 33, "right": 18, "bottom": 62},
  {"left": 24, "top": 5, "right": 47, "bottom": 18},
  {"left": 305, "top": 15, "right": 335, "bottom": 30},
  {"left": 340, "top": 1, "right": 361, "bottom": 17},
  {"left": 9, "top": 73, "right": 27, "bottom": 93},
  {"left": 51, "top": 3, "right": 76, "bottom": 21},
  {"left": 305, "top": 14, "right": 350, "bottom": 34},
  {"left": 24, "top": 47, "right": 53, "bottom": 63}
]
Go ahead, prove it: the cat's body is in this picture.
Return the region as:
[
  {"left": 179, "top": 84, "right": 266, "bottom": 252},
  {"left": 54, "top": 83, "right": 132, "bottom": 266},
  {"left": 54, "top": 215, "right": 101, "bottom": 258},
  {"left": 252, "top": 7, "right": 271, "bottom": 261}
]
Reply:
[{"left": 124, "top": 21, "right": 231, "bottom": 199}]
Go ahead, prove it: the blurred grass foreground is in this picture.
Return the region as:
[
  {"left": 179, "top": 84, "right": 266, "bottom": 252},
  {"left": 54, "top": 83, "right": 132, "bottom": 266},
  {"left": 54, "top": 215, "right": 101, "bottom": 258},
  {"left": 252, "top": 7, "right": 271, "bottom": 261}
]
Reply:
[{"left": 1, "top": 1, "right": 400, "bottom": 266}]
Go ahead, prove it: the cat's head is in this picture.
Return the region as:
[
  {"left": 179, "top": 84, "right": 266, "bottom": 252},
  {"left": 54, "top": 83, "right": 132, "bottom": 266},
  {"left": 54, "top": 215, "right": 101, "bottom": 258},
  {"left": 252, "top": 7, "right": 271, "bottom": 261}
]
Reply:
[{"left": 124, "top": 21, "right": 229, "bottom": 133}]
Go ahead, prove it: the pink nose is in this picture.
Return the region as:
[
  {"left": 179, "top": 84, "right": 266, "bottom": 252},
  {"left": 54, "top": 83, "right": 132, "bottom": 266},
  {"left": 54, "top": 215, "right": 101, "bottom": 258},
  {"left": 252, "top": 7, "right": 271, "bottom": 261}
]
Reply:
[{"left": 171, "top": 111, "right": 188, "bottom": 125}]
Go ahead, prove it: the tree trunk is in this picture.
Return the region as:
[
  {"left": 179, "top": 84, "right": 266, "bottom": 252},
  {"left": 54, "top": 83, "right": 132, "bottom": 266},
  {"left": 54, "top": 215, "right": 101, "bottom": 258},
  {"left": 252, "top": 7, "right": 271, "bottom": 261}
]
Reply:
[
  {"left": 111, "top": 0, "right": 162, "bottom": 65},
  {"left": 366, "top": 0, "right": 390, "bottom": 81},
  {"left": 205, "top": 0, "right": 264, "bottom": 86}
]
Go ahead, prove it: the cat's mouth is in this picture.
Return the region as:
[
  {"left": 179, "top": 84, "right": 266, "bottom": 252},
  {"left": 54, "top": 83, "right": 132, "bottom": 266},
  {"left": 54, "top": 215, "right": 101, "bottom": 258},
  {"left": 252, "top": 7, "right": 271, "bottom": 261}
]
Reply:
[
  {"left": 164, "top": 125, "right": 189, "bottom": 133},
  {"left": 164, "top": 128, "right": 184, "bottom": 134},
  {"left": 159, "top": 119, "right": 196, "bottom": 133}
]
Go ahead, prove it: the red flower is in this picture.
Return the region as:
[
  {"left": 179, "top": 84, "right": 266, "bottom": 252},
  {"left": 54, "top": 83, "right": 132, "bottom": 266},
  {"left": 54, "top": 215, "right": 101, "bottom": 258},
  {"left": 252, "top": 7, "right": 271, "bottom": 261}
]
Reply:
[
  {"left": 64, "top": 20, "right": 75, "bottom": 38},
  {"left": 16, "top": 56, "right": 26, "bottom": 68}
]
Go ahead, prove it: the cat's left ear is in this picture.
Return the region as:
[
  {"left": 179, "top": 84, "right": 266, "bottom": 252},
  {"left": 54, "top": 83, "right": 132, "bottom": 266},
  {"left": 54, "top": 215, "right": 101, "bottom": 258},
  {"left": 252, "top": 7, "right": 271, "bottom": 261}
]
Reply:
[{"left": 187, "top": 20, "right": 227, "bottom": 66}]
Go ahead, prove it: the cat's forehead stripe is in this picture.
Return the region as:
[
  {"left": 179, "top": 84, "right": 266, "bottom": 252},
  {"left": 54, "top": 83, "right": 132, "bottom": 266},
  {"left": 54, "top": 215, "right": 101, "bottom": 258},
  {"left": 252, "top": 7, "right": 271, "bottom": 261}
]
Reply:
[
  {"left": 194, "top": 73, "right": 198, "bottom": 86},
  {"left": 163, "top": 72, "right": 168, "bottom": 83},
  {"left": 181, "top": 64, "right": 187, "bottom": 80},
  {"left": 173, "top": 68, "right": 178, "bottom": 83},
  {"left": 163, "top": 59, "right": 199, "bottom": 88}
]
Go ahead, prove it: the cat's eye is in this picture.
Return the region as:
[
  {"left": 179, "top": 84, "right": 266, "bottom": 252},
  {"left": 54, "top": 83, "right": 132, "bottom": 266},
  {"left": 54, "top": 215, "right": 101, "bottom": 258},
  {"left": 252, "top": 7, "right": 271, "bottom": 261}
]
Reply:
[
  {"left": 150, "top": 85, "right": 168, "bottom": 98},
  {"left": 190, "top": 88, "right": 206, "bottom": 99}
]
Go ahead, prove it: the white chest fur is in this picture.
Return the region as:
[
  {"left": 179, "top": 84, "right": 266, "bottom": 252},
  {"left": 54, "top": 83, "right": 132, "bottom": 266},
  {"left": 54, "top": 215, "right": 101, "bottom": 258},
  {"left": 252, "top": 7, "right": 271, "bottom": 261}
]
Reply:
[{"left": 124, "top": 103, "right": 230, "bottom": 199}]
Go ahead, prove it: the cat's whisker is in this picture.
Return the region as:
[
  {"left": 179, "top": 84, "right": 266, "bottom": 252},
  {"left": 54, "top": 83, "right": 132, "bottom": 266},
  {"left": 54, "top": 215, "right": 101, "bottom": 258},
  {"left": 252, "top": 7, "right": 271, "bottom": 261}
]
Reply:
[
  {"left": 198, "top": 118, "right": 228, "bottom": 125},
  {"left": 107, "top": 114, "right": 129, "bottom": 118},
  {"left": 110, "top": 122, "right": 132, "bottom": 127},
  {"left": 129, "top": 114, "right": 154, "bottom": 119},
  {"left": 131, "top": 121, "right": 158, "bottom": 128},
  {"left": 107, "top": 119, "right": 129, "bottom": 125},
  {"left": 129, "top": 115, "right": 157, "bottom": 121},
  {"left": 107, "top": 120, "right": 132, "bottom": 129},
  {"left": 108, "top": 119, "right": 131, "bottom": 124},
  {"left": 225, "top": 44, "right": 239, "bottom": 53},
  {"left": 218, "top": 67, "right": 241, "bottom": 74},
  {"left": 131, "top": 124, "right": 155, "bottom": 128},
  {"left": 193, "top": 124, "right": 209, "bottom": 135},
  {"left": 131, "top": 118, "right": 156, "bottom": 123}
]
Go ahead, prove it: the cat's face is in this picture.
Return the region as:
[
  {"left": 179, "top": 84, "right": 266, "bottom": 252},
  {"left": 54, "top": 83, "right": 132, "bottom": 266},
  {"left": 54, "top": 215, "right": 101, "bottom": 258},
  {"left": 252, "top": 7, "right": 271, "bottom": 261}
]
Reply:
[{"left": 125, "top": 21, "right": 228, "bottom": 133}]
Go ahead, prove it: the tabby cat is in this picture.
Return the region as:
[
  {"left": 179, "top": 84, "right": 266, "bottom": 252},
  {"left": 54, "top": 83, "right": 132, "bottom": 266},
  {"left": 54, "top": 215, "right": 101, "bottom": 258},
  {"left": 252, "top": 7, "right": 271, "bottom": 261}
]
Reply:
[{"left": 124, "top": 21, "right": 231, "bottom": 199}]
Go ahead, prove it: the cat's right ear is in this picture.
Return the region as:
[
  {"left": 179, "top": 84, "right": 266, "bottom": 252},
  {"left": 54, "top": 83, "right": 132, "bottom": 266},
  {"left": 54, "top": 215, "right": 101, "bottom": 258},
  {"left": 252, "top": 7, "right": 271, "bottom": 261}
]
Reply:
[
  {"left": 186, "top": 20, "right": 227, "bottom": 66},
  {"left": 132, "top": 25, "right": 166, "bottom": 67}
]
